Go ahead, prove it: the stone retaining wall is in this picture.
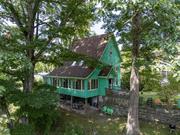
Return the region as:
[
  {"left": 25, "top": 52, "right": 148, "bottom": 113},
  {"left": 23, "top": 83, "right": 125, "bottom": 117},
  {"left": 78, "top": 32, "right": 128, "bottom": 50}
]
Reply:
[{"left": 103, "top": 95, "right": 180, "bottom": 127}]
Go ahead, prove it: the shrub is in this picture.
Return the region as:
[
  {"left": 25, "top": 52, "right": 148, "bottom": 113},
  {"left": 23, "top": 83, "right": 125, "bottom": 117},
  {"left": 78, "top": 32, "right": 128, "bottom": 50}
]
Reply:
[{"left": 7, "top": 84, "right": 59, "bottom": 135}]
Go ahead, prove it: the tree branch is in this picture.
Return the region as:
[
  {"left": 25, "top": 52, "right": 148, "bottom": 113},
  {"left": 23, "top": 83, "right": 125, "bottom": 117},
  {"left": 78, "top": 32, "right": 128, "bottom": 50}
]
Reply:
[
  {"left": 34, "top": 37, "right": 54, "bottom": 60},
  {"left": 1, "top": 2, "right": 27, "bottom": 36}
]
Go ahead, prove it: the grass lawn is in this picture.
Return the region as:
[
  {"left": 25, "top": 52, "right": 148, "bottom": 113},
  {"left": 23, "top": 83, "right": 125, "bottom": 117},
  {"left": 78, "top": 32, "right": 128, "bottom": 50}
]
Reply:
[
  {"left": 140, "top": 91, "right": 180, "bottom": 100},
  {"left": 51, "top": 109, "right": 180, "bottom": 135},
  {"left": 175, "top": 94, "right": 180, "bottom": 100}
]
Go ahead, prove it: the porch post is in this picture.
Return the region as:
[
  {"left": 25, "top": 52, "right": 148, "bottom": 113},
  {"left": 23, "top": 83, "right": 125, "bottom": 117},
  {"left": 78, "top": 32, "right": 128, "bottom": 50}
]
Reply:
[
  {"left": 85, "top": 98, "right": 88, "bottom": 111},
  {"left": 81, "top": 80, "right": 83, "bottom": 90},
  {"left": 97, "top": 96, "right": 99, "bottom": 108},
  {"left": 71, "top": 96, "right": 73, "bottom": 109}
]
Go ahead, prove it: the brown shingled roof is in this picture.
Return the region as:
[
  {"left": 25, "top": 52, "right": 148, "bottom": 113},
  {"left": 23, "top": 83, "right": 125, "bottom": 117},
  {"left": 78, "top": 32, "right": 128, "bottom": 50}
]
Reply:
[
  {"left": 49, "top": 34, "right": 110, "bottom": 78},
  {"left": 71, "top": 34, "right": 109, "bottom": 59},
  {"left": 49, "top": 61, "right": 94, "bottom": 78}
]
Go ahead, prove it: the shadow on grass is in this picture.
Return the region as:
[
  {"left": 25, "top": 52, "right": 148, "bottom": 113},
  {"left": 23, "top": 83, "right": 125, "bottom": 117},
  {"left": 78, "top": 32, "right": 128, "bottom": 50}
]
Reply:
[{"left": 50, "top": 109, "right": 180, "bottom": 135}]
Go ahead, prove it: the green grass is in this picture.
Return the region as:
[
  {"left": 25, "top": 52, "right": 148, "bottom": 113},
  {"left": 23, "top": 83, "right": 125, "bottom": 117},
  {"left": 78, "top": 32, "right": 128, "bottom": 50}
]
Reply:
[
  {"left": 1, "top": 108, "right": 180, "bottom": 135},
  {"left": 51, "top": 109, "right": 180, "bottom": 135},
  {"left": 140, "top": 91, "right": 180, "bottom": 100},
  {"left": 175, "top": 94, "right": 180, "bottom": 100}
]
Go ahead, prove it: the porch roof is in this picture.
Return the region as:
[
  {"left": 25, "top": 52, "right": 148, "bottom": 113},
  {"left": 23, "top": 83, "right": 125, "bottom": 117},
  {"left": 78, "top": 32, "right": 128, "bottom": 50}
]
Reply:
[{"left": 48, "top": 61, "right": 94, "bottom": 78}]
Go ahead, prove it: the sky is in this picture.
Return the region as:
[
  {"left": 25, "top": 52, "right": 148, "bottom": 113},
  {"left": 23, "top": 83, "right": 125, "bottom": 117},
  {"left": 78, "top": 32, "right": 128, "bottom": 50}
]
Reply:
[
  {"left": 91, "top": 21, "right": 123, "bottom": 50},
  {"left": 91, "top": 21, "right": 105, "bottom": 35}
]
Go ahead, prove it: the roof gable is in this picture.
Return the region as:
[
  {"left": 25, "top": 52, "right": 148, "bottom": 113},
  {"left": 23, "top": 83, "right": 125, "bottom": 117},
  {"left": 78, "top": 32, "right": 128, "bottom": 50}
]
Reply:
[
  {"left": 100, "top": 37, "right": 121, "bottom": 65},
  {"left": 48, "top": 34, "right": 118, "bottom": 78}
]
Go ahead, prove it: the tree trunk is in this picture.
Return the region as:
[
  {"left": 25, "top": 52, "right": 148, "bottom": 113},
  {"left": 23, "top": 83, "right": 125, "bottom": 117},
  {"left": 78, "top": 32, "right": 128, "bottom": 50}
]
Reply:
[
  {"left": 126, "top": 11, "right": 141, "bottom": 135},
  {"left": 23, "top": 71, "right": 34, "bottom": 92},
  {"left": 126, "top": 64, "right": 140, "bottom": 135},
  {"left": 20, "top": 64, "right": 34, "bottom": 124},
  {"left": 23, "top": 64, "right": 34, "bottom": 92},
  {"left": 0, "top": 96, "right": 14, "bottom": 129}
]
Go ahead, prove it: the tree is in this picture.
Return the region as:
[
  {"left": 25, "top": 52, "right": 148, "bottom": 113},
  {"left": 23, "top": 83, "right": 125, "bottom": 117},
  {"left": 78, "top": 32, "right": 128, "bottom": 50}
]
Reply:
[
  {"left": 0, "top": 0, "right": 96, "bottom": 93},
  {"left": 100, "top": 0, "right": 179, "bottom": 134},
  {"left": 0, "top": 0, "right": 97, "bottom": 129}
]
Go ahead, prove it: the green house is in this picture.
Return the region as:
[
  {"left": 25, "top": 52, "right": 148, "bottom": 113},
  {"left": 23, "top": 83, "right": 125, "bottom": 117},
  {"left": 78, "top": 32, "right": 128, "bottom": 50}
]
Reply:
[{"left": 44, "top": 34, "right": 121, "bottom": 106}]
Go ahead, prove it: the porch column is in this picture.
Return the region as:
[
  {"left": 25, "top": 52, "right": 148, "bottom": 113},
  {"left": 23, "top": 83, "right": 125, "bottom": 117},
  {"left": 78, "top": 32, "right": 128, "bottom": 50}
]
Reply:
[
  {"left": 97, "top": 96, "right": 99, "bottom": 108},
  {"left": 71, "top": 96, "right": 73, "bottom": 109},
  {"left": 85, "top": 98, "right": 88, "bottom": 111},
  {"left": 84, "top": 80, "right": 88, "bottom": 96}
]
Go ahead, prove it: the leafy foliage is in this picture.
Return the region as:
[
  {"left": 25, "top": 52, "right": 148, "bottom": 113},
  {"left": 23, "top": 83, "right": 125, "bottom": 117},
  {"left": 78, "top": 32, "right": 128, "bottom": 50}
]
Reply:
[
  {"left": 142, "top": 74, "right": 180, "bottom": 108},
  {"left": 64, "top": 123, "right": 85, "bottom": 135},
  {"left": 6, "top": 84, "right": 59, "bottom": 134},
  {"left": 0, "top": 1, "right": 98, "bottom": 134},
  {"left": 99, "top": 0, "right": 179, "bottom": 134},
  {"left": 100, "top": 0, "right": 179, "bottom": 70},
  {"left": 158, "top": 76, "right": 180, "bottom": 108},
  {"left": 0, "top": 76, "right": 20, "bottom": 135},
  {"left": 0, "top": 0, "right": 97, "bottom": 92},
  {"left": 35, "top": 62, "right": 54, "bottom": 73},
  {"left": 11, "top": 124, "right": 35, "bottom": 135}
]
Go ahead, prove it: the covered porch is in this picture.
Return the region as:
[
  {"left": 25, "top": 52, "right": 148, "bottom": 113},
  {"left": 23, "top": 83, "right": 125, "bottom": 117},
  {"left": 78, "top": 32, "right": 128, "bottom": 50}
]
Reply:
[{"left": 45, "top": 77, "right": 100, "bottom": 98}]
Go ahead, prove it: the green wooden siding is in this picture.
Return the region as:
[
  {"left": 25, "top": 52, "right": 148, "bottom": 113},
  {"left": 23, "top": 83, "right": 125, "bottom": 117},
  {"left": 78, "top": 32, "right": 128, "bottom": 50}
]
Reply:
[
  {"left": 44, "top": 36, "right": 121, "bottom": 98},
  {"left": 98, "top": 78, "right": 108, "bottom": 96},
  {"left": 57, "top": 88, "right": 86, "bottom": 98},
  {"left": 100, "top": 38, "right": 120, "bottom": 65},
  {"left": 99, "top": 38, "right": 121, "bottom": 91}
]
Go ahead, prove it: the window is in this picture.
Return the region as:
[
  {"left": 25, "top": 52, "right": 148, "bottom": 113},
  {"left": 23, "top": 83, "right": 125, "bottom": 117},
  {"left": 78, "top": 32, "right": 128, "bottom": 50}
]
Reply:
[
  {"left": 72, "top": 80, "right": 84, "bottom": 90},
  {"left": 59, "top": 79, "right": 62, "bottom": 87},
  {"left": 72, "top": 80, "right": 76, "bottom": 89},
  {"left": 109, "top": 48, "right": 112, "bottom": 56},
  {"left": 58, "top": 78, "right": 63, "bottom": 87},
  {"left": 114, "top": 66, "right": 119, "bottom": 73},
  {"left": 52, "top": 78, "right": 57, "bottom": 87},
  {"left": 59, "top": 79, "right": 84, "bottom": 90},
  {"left": 68, "top": 80, "right": 72, "bottom": 88},
  {"left": 44, "top": 77, "right": 49, "bottom": 84},
  {"left": 76, "top": 80, "right": 81, "bottom": 89},
  {"left": 62, "top": 79, "right": 68, "bottom": 88},
  {"left": 88, "top": 79, "right": 98, "bottom": 90},
  {"left": 114, "top": 78, "right": 118, "bottom": 86}
]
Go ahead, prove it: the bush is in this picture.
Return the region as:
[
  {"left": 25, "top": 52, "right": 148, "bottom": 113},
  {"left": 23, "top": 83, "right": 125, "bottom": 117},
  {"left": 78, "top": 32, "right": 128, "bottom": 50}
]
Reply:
[{"left": 7, "top": 84, "right": 60, "bottom": 135}]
